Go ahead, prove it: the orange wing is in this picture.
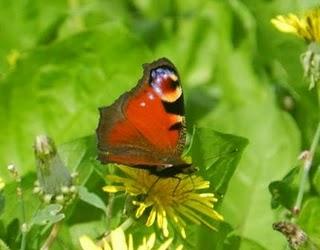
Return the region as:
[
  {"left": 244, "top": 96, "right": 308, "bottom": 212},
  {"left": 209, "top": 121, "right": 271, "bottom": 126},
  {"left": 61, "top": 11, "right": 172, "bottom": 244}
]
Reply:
[{"left": 96, "top": 58, "right": 186, "bottom": 167}]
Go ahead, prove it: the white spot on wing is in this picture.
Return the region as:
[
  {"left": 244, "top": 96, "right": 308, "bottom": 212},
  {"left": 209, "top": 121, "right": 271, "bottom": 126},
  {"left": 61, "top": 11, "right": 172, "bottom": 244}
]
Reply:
[
  {"left": 140, "top": 102, "right": 146, "bottom": 107},
  {"left": 148, "top": 93, "right": 155, "bottom": 100},
  {"left": 153, "top": 86, "right": 162, "bottom": 95}
]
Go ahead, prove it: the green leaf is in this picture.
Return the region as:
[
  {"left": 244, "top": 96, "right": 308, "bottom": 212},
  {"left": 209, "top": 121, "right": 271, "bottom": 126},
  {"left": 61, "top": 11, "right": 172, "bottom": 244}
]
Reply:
[
  {"left": 58, "top": 135, "right": 97, "bottom": 185},
  {"left": 269, "top": 167, "right": 300, "bottom": 210},
  {"left": 69, "top": 220, "right": 106, "bottom": 249},
  {"left": 0, "top": 23, "right": 151, "bottom": 181},
  {"left": 4, "top": 219, "right": 19, "bottom": 250},
  {"left": 30, "top": 204, "right": 64, "bottom": 226},
  {"left": 1, "top": 173, "right": 40, "bottom": 227},
  {"left": 191, "top": 127, "right": 248, "bottom": 195},
  {"left": 155, "top": 2, "right": 301, "bottom": 248},
  {"left": 1, "top": 1, "right": 318, "bottom": 249},
  {"left": 37, "top": 13, "right": 67, "bottom": 45},
  {"left": 0, "top": 239, "right": 10, "bottom": 250},
  {"left": 239, "top": 238, "right": 268, "bottom": 250},
  {"left": 78, "top": 186, "right": 107, "bottom": 213},
  {"left": 312, "top": 165, "right": 320, "bottom": 195},
  {"left": 298, "top": 198, "right": 320, "bottom": 247},
  {"left": 0, "top": 193, "right": 4, "bottom": 216},
  {"left": 194, "top": 221, "right": 268, "bottom": 250},
  {"left": 196, "top": 222, "right": 240, "bottom": 250},
  {"left": 0, "top": 0, "right": 68, "bottom": 72}
]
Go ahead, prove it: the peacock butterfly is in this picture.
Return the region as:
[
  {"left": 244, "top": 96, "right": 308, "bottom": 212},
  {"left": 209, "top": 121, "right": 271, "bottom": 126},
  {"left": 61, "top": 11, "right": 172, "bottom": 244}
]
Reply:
[{"left": 96, "top": 58, "right": 196, "bottom": 177}]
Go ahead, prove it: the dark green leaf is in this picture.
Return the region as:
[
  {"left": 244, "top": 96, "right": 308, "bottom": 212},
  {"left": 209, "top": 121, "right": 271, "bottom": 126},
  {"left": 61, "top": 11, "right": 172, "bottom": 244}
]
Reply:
[
  {"left": 78, "top": 186, "right": 107, "bottom": 213},
  {"left": 37, "top": 14, "right": 67, "bottom": 45},
  {"left": 191, "top": 127, "right": 248, "bottom": 195},
  {"left": 196, "top": 222, "right": 240, "bottom": 250},
  {"left": 0, "top": 193, "right": 4, "bottom": 216},
  {"left": 312, "top": 165, "right": 320, "bottom": 195},
  {"left": 269, "top": 167, "right": 300, "bottom": 209}
]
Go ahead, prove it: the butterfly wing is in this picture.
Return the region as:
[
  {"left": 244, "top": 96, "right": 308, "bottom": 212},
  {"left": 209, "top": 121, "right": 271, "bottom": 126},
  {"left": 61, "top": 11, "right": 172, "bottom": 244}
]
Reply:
[{"left": 96, "top": 58, "right": 186, "bottom": 167}]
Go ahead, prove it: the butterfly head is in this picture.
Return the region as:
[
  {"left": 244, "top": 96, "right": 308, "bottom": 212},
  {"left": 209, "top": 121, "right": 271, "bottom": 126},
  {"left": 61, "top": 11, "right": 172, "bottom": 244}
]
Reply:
[{"left": 149, "top": 66, "right": 182, "bottom": 103}]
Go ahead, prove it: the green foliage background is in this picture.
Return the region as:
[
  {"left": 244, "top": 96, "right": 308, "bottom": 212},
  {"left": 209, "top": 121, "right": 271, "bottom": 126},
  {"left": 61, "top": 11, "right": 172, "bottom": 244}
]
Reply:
[{"left": 0, "top": 0, "right": 319, "bottom": 249}]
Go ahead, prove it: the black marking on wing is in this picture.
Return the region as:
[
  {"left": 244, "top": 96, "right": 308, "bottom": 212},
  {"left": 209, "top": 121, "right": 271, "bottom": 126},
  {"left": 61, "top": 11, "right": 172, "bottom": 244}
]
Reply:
[
  {"left": 170, "top": 79, "right": 180, "bottom": 89},
  {"left": 169, "top": 122, "right": 183, "bottom": 131},
  {"left": 162, "top": 94, "right": 184, "bottom": 115}
]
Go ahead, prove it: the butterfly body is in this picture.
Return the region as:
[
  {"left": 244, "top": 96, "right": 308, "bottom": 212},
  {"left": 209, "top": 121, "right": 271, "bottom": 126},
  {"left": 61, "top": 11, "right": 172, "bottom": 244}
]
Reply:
[{"left": 96, "top": 58, "right": 195, "bottom": 177}]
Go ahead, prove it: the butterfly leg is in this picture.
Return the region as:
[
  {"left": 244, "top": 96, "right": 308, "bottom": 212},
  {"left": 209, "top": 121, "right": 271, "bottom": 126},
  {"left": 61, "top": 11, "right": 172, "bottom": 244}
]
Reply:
[
  {"left": 187, "top": 174, "right": 195, "bottom": 191},
  {"left": 172, "top": 176, "right": 182, "bottom": 195},
  {"left": 174, "top": 174, "right": 195, "bottom": 196},
  {"left": 146, "top": 176, "right": 161, "bottom": 196}
]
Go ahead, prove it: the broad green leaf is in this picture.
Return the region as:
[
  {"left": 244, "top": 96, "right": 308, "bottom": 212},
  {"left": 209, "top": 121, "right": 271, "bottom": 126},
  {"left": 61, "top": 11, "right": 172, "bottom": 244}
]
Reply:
[
  {"left": 298, "top": 198, "right": 320, "bottom": 247},
  {"left": 194, "top": 221, "right": 267, "bottom": 250},
  {"left": 191, "top": 127, "right": 248, "bottom": 195},
  {"left": 0, "top": 1, "right": 319, "bottom": 249},
  {"left": 196, "top": 222, "right": 240, "bottom": 250},
  {"left": 239, "top": 238, "right": 268, "bottom": 250},
  {"left": 0, "top": 23, "right": 151, "bottom": 181},
  {"left": 0, "top": 239, "right": 10, "bottom": 250},
  {"left": 0, "top": 0, "right": 67, "bottom": 72},
  {"left": 78, "top": 186, "right": 107, "bottom": 213},
  {"left": 0, "top": 194, "right": 4, "bottom": 216},
  {"left": 209, "top": 44, "right": 299, "bottom": 250},
  {"left": 269, "top": 167, "right": 300, "bottom": 210},
  {"left": 3, "top": 219, "right": 19, "bottom": 250},
  {"left": 312, "top": 165, "right": 320, "bottom": 195},
  {"left": 30, "top": 204, "right": 64, "bottom": 226},
  {"left": 153, "top": 2, "right": 301, "bottom": 249},
  {"left": 58, "top": 135, "right": 97, "bottom": 185}
]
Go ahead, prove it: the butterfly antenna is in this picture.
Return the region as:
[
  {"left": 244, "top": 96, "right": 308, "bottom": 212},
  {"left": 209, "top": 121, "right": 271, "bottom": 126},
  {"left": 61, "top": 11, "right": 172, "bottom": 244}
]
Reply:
[{"left": 146, "top": 176, "right": 161, "bottom": 196}]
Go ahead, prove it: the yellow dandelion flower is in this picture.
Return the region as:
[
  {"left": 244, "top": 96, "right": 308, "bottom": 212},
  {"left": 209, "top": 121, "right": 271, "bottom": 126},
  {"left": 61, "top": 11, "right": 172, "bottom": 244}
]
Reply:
[
  {"left": 271, "top": 8, "right": 320, "bottom": 42},
  {"left": 0, "top": 177, "right": 4, "bottom": 191},
  {"left": 79, "top": 227, "right": 177, "bottom": 250},
  {"left": 103, "top": 166, "right": 223, "bottom": 238}
]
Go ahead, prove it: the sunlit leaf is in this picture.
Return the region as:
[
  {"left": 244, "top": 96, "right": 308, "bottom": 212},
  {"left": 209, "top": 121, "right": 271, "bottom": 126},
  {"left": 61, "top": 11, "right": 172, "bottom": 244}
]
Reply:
[
  {"left": 78, "top": 186, "right": 107, "bottom": 213},
  {"left": 312, "top": 165, "right": 320, "bottom": 195},
  {"left": 191, "top": 127, "right": 248, "bottom": 195},
  {"left": 30, "top": 204, "right": 64, "bottom": 226},
  {"left": 0, "top": 23, "right": 151, "bottom": 180},
  {"left": 298, "top": 198, "right": 320, "bottom": 247}
]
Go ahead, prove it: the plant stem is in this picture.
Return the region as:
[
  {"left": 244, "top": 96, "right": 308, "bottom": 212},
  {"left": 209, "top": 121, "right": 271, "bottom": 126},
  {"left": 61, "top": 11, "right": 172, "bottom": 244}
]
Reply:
[
  {"left": 18, "top": 179, "right": 27, "bottom": 250},
  {"left": 40, "top": 223, "right": 61, "bottom": 250},
  {"left": 293, "top": 120, "right": 320, "bottom": 215},
  {"left": 106, "top": 193, "right": 115, "bottom": 220},
  {"left": 118, "top": 217, "right": 134, "bottom": 232}
]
